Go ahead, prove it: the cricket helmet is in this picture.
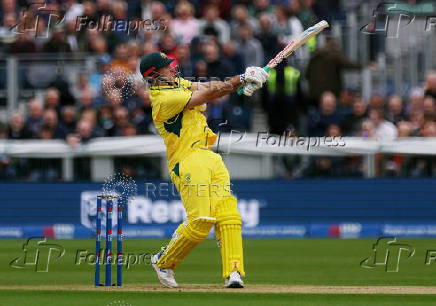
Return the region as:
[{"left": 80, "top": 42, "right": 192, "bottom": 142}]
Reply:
[{"left": 139, "top": 52, "right": 174, "bottom": 78}]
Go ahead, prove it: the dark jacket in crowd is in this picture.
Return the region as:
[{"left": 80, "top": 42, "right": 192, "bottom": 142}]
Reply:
[{"left": 306, "top": 41, "right": 360, "bottom": 106}]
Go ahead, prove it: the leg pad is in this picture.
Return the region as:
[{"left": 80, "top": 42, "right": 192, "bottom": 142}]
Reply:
[
  {"left": 157, "top": 217, "right": 216, "bottom": 269},
  {"left": 215, "top": 197, "right": 245, "bottom": 278}
]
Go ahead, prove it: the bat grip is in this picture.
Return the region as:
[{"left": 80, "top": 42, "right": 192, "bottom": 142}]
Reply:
[{"left": 237, "top": 66, "right": 270, "bottom": 96}]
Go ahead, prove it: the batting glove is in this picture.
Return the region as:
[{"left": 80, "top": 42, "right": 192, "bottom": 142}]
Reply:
[
  {"left": 241, "top": 67, "right": 269, "bottom": 86},
  {"left": 242, "top": 82, "right": 261, "bottom": 97}
]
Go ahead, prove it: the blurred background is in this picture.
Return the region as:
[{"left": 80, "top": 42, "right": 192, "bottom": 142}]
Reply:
[{"left": 0, "top": 0, "right": 435, "bottom": 239}]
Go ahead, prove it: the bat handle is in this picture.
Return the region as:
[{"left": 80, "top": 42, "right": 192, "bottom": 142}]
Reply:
[{"left": 237, "top": 66, "right": 270, "bottom": 96}]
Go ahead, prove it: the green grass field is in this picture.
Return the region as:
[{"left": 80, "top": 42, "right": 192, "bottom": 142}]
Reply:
[{"left": 1, "top": 238, "right": 436, "bottom": 305}]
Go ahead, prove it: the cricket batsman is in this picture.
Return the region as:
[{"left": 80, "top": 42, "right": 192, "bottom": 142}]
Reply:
[{"left": 140, "top": 52, "right": 268, "bottom": 288}]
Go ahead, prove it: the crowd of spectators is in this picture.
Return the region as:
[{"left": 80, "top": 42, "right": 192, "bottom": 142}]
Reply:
[
  {"left": 306, "top": 74, "right": 436, "bottom": 139},
  {"left": 0, "top": 0, "right": 434, "bottom": 180},
  {"left": 279, "top": 72, "right": 436, "bottom": 179}
]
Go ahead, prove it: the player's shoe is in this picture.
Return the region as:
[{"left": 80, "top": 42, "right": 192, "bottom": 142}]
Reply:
[
  {"left": 151, "top": 249, "right": 178, "bottom": 288},
  {"left": 224, "top": 271, "right": 244, "bottom": 288}
]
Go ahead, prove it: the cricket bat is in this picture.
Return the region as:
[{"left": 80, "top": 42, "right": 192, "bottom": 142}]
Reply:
[{"left": 237, "top": 20, "right": 329, "bottom": 95}]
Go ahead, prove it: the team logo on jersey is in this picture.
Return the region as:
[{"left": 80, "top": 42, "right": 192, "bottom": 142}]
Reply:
[{"left": 185, "top": 173, "right": 191, "bottom": 183}]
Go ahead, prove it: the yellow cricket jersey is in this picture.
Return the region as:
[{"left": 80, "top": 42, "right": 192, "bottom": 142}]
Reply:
[{"left": 150, "top": 78, "right": 217, "bottom": 174}]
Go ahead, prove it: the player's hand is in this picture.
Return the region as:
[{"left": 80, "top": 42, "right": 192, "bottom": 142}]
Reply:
[
  {"left": 241, "top": 67, "right": 268, "bottom": 86},
  {"left": 242, "top": 82, "right": 261, "bottom": 96}
]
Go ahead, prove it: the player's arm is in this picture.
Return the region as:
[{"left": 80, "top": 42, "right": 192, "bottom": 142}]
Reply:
[
  {"left": 187, "top": 67, "right": 268, "bottom": 109},
  {"left": 187, "top": 76, "right": 240, "bottom": 108}
]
